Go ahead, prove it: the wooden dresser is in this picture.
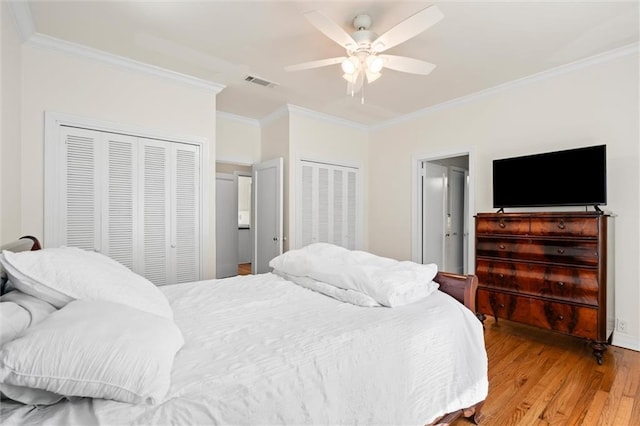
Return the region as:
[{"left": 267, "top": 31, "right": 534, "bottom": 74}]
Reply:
[{"left": 475, "top": 212, "right": 614, "bottom": 364}]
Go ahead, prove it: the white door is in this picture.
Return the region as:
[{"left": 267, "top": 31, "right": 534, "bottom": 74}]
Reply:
[
  {"left": 446, "top": 167, "right": 465, "bottom": 274},
  {"left": 48, "top": 126, "right": 202, "bottom": 286},
  {"left": 298, "top": 160, "right": 359, "bottom": 249},
  {"left": 252, "top": 158, "right": 283, "bottom": 274},
  {"left": 422, "top": 162, "right": 447, "bottom": 269},
  {"left": 215, "top": 173, "right": 239, "bottom": 278}
]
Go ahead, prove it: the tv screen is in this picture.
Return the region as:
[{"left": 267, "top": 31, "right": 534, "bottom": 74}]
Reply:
[{"left": 493, "top": 145, "right": 607, "bottom": 208}]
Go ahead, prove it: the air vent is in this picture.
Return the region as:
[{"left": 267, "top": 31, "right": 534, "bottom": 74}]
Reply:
[{"left": 244, "top": 75, "right": 278, "bottom": 88}]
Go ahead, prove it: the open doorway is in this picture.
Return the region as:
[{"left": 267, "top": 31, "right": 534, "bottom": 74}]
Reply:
[
  {"left": 413, "top": 152, "right": 473, "bottom": 274},
  {"left": 215, "top": 159, "right": 283, "bottom": 278},
  {"left": 215, "top": 162, "right": 252, "bottom": 278}
]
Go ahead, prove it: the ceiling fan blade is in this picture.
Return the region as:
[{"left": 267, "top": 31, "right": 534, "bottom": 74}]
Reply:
[
  {"left": 380, "top": 54, "right": 436, "bottom": 75},
  {"left": 304, "top": 10, "right": 358, "bottom": 50},
  {"left": 285, "top": 56, "right": 346, "bottom": 72},
  {"left": 371, "top": 5, "right": 444, "bottom": 53}
]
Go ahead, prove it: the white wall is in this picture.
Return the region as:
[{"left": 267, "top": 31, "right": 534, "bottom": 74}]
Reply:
[
  {"left": 216, "top": 112, "right": 261, "bottom": 165},
  {"left": 260, "top": 111, "right": 290, "bottom": 250},
  {"left": 19, "top": 44, "right": 219, "bottom": 278},
  {"left": 368, "top": 53, "right": 639, "bottom": 350},
  {"left": 1, "top": 2, "right": 23, "bottom": 244},
  {"left": 289, "top": 109, "right": 370, "bottom": 250}
]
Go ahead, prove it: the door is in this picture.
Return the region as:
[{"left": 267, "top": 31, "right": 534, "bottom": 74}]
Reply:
[
  {"left": 252, "top": 158, "right": 283, "bottom": 274},
  {"left": 298, "top": 160, "right": 359, "bottom": 249},
  {"left": 422, "top": 162, "right": 447, "bottom": 269},
  {"left": 215, "top": 173, "right": 239, "bottom": 278},
  {"left": 446, "top": 167, "right": 465, "bottom": 274}
]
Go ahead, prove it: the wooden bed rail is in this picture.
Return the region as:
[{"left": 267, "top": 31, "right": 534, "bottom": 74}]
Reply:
[{"left": 434, "top": 271, "right": 479, "bottom": 314}]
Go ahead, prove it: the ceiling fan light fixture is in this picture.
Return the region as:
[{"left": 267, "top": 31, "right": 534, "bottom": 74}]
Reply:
[
  {"left": 341, "top": 56, "right": 360, "bottom": 75},
  {"left": 366, "top": 55, "right": 385, "bottom": 73},
  {"left": 342, "top": 73, "right": 358, "bottom": 83},
  {"left": 365, "top": 70, "right": 381, "bottom": 84}
]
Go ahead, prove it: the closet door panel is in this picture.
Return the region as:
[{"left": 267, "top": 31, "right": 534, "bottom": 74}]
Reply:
[
  {"left": 173, "top": 143, "right": 201, "bottom": 284},
  {"left": 139, "top": 140, "right": 172, "bottom": 285},
  {"left": 61, "top": 127, "right": 101, "bottom": 251},
  {"left": 102, "top": 133, "right": 138, "bottom": 270}
]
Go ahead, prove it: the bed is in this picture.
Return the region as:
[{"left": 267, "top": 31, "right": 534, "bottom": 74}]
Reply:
[{"left": 0, "top": 237, "right": 487, "bottom": 425}]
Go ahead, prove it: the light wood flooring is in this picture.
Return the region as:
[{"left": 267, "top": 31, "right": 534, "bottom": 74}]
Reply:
[
  {"left": 238, "top": 263, "right": 252, "bottom": 275},
  {"left": 452, "top": 316, "right": 640, "bottom": 425}
]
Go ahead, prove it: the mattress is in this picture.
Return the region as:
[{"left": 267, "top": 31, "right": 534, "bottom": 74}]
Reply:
[{"left": 1, "top": 272, "right": 488, "bottom": 425}]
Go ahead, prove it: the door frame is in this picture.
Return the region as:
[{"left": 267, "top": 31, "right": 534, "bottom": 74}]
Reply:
[{"left": 411, "top": 148, "right": 476, "bottom": 274}]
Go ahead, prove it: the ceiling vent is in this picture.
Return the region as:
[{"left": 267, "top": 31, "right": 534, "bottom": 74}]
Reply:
[{"left": 244, "top": 75, "right": 278, "bottom": 88}]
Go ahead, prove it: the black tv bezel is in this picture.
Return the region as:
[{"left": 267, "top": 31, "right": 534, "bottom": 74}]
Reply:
[{"left": 492, "top": 145, "right": 607, "bottom": 209}]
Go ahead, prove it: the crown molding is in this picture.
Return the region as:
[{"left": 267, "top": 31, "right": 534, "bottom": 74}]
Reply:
[
  {"left": 7, "top": 1, "right": 35, "bottom": 41},
  {"left": 217, "top": 111, "right": 261, "bottom": 127},
  {"left": 372, "top": 42, "right": 639, "bottom": 131},
  {"left": 259, "top": 105, "right": 290, "bottom": 127},
  {"left": 23, "top": 33, "right": 225, "bottom": 94}
]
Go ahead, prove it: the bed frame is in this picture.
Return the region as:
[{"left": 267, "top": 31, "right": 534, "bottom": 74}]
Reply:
[
  {"left": 1, "top": 237, "right": 485, "bottom": 424},
  {"left": 429, "top": 271, "right": 485, "bottom": 426}
]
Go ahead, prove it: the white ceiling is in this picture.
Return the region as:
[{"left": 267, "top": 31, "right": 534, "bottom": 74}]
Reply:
[{"left": 22, "top": 1, "right": 640, "bottom": 125}]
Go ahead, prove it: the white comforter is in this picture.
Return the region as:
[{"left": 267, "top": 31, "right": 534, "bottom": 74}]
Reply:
[{"left": 1, "top": 273, "right": 487, "bottom": 425}]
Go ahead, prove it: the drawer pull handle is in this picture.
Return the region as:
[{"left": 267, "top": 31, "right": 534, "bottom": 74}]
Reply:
[
  {"left": 498, "top": 273, "right": 504, "bottom": 279},
  {"left": 558, "top": 315, "right": 564, "bottom": 321},
  {"left": 499, "top": 303, "right": 505, "bottom": 308},
  {"left": 499, "top": 244, "right": 506, "bottom": 249},
  {"left": 558, "top": 220, "right": 565, "bottom": 230},
  {"left": 499, "top": 222, "right": 505, "bottom": 228},
  {"left": 557, "top": 249, "right": 565, "bottom": 254},
  {"left": 557, "top": 282, "right": 565, "bottom": 287}
]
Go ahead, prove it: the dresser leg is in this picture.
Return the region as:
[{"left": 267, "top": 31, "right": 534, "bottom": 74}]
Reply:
[
  {"left": 591, "top": 341, "right": 607, "bottom": 365},
  {"left": 476, "top": 313, "right": 486, "bottom": 325}
]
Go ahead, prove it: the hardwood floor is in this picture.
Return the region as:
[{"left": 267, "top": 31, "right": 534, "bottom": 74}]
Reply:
[
  {"left": 453, "top": 316, "right": 640, "bottom": 426},
  {"left": 237, "top": 263, "right": 252, "bottom": 275}
]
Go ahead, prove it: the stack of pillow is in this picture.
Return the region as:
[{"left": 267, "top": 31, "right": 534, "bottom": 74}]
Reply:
[{"left": 0, "top": 246, "right": 183, "bottom": 406}]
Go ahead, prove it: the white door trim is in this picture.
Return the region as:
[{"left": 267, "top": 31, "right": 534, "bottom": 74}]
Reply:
[{"left": 411, "top": 148, "right": 476, "bottom": 273}]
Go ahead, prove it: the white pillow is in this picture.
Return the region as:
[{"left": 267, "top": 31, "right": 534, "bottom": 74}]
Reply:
[
  {"left": 0, "top": 291, "right": 57, "bottom": 346},
  {"left": 0, "top": 300, "right": 184, "bottom": 405},
  {"left": 0, "top": 303, "right": 30, "bottom": 345},
  {"left": 0, "top": 247, "right": 173, "bottom": 319}
]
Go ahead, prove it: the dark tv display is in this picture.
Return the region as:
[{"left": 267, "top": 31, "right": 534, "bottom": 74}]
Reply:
[{"left": 493, "top": 145, "right": 607, "bottom": 208}]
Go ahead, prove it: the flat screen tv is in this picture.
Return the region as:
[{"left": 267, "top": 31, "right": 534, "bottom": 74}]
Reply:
[{"left": 493, "top": 145, "right": 607, "bottom": 208}]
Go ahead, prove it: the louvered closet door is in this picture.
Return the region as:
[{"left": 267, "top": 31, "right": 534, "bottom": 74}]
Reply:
[
  {"left": 101, "top": 133, "right": 138, "bottom": 270},
  {"left": 60, "top": 127, "right": 101, "bottom": 251},
  {"left": 139, "top": 139, "right": 201, "bottom": 285},
  {"left": 299, "top": 161, "right": 359, "bottom": 249},
  {"left": 49, "top": 124, "right": 202, "bottom": 286},
  {"left": 172, "top": 143, "right": 200, "bottom": 284},
  {"left": 139, "top": 139, "right": 172, "bottom": 285}
]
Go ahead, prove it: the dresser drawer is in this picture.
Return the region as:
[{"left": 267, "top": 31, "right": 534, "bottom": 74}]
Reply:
[
  {"left": 530, "top": 217, "right": 598, "bottom": 238},
  {"left": 476, "top": 217, "right": 529, "bottom": 235},
  {"left": 477, "top": 289, "right": 530, "bottom": 323},
  {"left": 529, "top": 300, "right": 598, "bottom": 339},
  {"left": 476, "top": 237, "right": 599, "bottom": 266},
  {"left": 476, "top": 259, "right": 599, "bottom": 306}
]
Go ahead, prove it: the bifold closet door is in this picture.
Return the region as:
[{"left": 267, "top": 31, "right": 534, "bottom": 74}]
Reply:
[
  {"left": 60, "top": 126, "right": 138, "bottom": 269},
  {"left": 51, "top": 126, "right": 201, "bottom": 285},
  {"left": 299, "top": 161, "right": 358, "bottom": 249},
  {"left": 139, "top": 139, "right": 201, "bottom": 285}
]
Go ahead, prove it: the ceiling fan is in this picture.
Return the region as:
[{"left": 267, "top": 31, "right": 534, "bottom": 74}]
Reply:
[{"left": 285, "top": 5, "right": 444, "bottom": 97}]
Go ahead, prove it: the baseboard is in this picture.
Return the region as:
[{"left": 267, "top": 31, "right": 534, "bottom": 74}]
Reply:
[{"left": 612, "top": 331, "right": 640, "bottom": 351}]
